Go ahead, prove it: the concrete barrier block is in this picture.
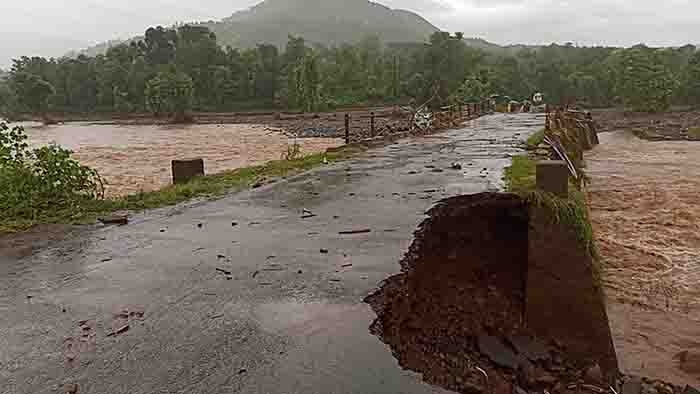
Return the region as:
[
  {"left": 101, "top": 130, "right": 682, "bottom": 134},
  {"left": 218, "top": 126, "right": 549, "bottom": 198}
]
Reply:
[
  {"left": 536, "top": 160, "right": 569, "bottom": 197},
  {"left": 172, "top": 158, "right": 204, "bottom": 184}
]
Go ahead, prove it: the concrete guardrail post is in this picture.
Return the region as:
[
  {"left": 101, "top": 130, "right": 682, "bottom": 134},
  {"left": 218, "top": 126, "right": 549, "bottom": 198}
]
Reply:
[
  {"left": 536, "top": 160, "right": 569, "bottom": 198},
  {"left": 172, "top": 158, "right": 204, "bottom": 184},
  {"left": 344, "top": 113, "right": 350, "bottom": 144}
]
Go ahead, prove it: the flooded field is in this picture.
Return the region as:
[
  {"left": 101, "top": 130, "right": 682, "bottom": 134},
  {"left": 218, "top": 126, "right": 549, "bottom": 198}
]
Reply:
[
  {"left": 23, "top": 122, "right": 342, "bottom": 197},
  {"left": 587, "top": 131, "right": 700, "bottom": 386}
]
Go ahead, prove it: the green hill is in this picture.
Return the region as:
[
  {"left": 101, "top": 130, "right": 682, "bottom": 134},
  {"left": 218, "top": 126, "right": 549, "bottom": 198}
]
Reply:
[{"left": 200, "top": 0, "right": 439, "bottom": 48}]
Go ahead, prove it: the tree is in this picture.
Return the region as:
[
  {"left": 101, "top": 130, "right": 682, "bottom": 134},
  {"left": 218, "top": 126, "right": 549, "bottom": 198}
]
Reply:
[
  {"left": 10, "top": 72, "right": 55, "bottom": 123},
  {"left": 145, "top": 71, "right": 194, "bottom": 122},
  {"left": 611, "top": 47, "right": 678, "bottom": 112},
  {"left": 452, "top": 75, "right": 491, "bottom": 103},
  {"left": 0, "top": 72, "right": 18, "bottom": 117},
  {"left": 143, "top": 26, "right": 178, "bottom": 66},
  {"left": 683, "top": 51, "right": 700, "bottom": 106}
]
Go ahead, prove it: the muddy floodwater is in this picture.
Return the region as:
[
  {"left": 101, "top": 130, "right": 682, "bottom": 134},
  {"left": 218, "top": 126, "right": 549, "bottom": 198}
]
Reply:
[
  {"left": 587, "top": 131, "right": 700, "bottom": 387},
  {"left": 23, "top": 122, "right": 342, "bottom": 197}
]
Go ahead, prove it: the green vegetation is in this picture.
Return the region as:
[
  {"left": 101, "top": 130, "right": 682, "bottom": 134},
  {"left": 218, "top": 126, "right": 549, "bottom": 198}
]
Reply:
[
  {"left": 1, "top": 122, "right": 105, "bottom": 231},
  {"left": 523, "top": 189, "right": 598, "bottom": 260},
  {"left": 688, "top": 127, "right": 700, "bottom": 139},
  {"left": 525, "top": 129, "right": 545, "bottom": 150},
  {"left": 0, "top": 122, "right": 356, "bottom": 232},
  {"left": 504, "top": 155, "right": 537, "bottom": 193},
  {"left": 609, "top": 47, "right": 678, "bottom": 112},
  {"left": 504, "top": 154, "right": 597, "bottom": 259},
  {"left": 3, "top": 17, "right": 700, "bottom": 118},
  {"left": 145, "top": 70, "right": 194, "bottom": 121}
]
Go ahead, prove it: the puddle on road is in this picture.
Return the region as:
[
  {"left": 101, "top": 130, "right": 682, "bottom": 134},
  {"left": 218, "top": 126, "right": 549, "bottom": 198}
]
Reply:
[
  {"left": 253, "top": 299, "right": 366, "bottom": 336},
  {"left": 249, "top": 298, "right": 449, "bottom": 393},
  {"left": 25, "top": 123, "right": 342, "bottom": 197},
  {"left": 588, "top": 131, "right": 700, "bottom": 386}
]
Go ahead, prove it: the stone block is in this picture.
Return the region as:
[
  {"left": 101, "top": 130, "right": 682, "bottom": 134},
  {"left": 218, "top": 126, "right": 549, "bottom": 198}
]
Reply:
[
  {"left": 172, "top": 158, "right": 204, "bottom": 184},
  {"left": 536, "top": 161, "right": 569, "bottom": 198}
]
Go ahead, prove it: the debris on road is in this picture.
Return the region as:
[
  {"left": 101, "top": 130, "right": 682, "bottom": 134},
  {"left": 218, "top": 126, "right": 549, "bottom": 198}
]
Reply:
[
  {"left": 338, "top": 229, "right": 371, "bottom": 235},
  {"left": 98, "top": 215, "right": 129, "bottom": 226},
  {"left": 341, "top": 263, "right": 353, "bottom": 268},
  {"left": 320, "top": 249, "right": 329, "bottom": 254},
  {"left": 231, "top": 221, "right": 238, "bottom": 226},
  {"left": 216, "top": 267, "right": 232, "bottom": 275},
  {"left": 262, "top": 267, "right": 285, "bottom": 272},
  {"left": 252, "top": 270, "right": 260, "bottom": 278},
  {"left": 64, "top": 383, "right": 79, "bottom": 394},
  {"left": 210, "top": 314, "right": 224, "bottom": 319},
  {"left": 107, "top": 324, "right": 130, "bottom": 337},
  {"left": 451, "top": 162, "right": 463, "bottom": 170},
  {"left": 197, "top": 223, "right": 203, "bottom": 228},
  {"left": 301, "top": 208, "right": 316, "bottom": 219}
]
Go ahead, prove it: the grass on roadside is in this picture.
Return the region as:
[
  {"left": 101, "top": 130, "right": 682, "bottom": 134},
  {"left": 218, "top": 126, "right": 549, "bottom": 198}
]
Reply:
[
  {"left": 525, "top": 129, "right": 546, "bottom": 150},
  {"left": 1, "top": 149, "right": 356, "bottom": 233},
  {"left": 503, "top": 153, "right": 597, "bottom": 259},
  {"left": 504, "top": 155, "right": 537, "bottom": 193},
  {"left": 688, "top": 127, "right": 700, "bottom": 140}
]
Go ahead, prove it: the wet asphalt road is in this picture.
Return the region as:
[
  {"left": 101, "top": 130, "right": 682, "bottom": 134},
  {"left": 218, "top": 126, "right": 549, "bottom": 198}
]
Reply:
[{"left": 0, "top": 113, "right": 543, "bottom": 394}]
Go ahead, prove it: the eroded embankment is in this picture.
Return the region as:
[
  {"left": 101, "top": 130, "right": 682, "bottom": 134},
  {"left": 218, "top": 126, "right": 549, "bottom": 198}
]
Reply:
[{"left": 365, "top": 192, "right": 627, "bottom": 394}]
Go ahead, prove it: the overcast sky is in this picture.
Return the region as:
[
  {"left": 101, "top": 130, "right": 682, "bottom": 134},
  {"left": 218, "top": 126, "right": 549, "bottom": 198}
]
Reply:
[{"left": 1, "top": 0, "right": 698, "bottom": 68}]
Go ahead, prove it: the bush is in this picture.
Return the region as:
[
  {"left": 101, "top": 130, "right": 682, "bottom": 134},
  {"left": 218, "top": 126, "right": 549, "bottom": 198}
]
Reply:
[{"left": 0, "top": 122, "right": 104, "bottom": 225}]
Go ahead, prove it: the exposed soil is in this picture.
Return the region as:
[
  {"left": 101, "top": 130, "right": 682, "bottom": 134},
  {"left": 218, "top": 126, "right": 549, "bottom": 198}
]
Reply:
[
  {"left": 365, "top": 193, "right": 628, "bottom": 394},
  {"left": 592, "top": 108, "right": 700, "bottom": 140},
  {"left": 587, "top": 129, "right": 700, "bottom": 387}
]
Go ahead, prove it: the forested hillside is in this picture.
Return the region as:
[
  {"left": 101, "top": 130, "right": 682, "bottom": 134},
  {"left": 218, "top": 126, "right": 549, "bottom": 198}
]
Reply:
[
  {"left": 203, "top": 0, "right": 438, "bottom": 49},
  {"left": 72, "top": 0, "right": 440, "bottom": 59},
  {"left": 1, "top": 22, "right": 699, "bottom": 120}
]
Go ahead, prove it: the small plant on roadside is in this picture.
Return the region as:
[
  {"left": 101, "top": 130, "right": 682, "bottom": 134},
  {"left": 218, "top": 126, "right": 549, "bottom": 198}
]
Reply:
[
  {"left": 0, "top": 122, "right": 104, "bottom": 229},
  {"left": 282, "top": 140, "right": 303, "bottom": 161},
  {"left": 525, "top": 129, "right": 545, "bottom": 150},
  {"left": 687, "top": 127, "right": 700, "bottom": 140}
]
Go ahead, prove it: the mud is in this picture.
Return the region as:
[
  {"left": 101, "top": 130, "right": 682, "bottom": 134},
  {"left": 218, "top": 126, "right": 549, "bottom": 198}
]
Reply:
[
  {"left": 592, "top": 108, "right": 700, "bottom": 140},
  {"left": 587, "top": 130, "right": 700, "bottom": 387},
  {"left": 365, "top": 192, "right": 618, "bottom": 394},
  {"left": 25, "top": 123, "right": 342, "bottom": 197},
  {"left": 365, "top": 193, "right": 530, "bottom": 393}
]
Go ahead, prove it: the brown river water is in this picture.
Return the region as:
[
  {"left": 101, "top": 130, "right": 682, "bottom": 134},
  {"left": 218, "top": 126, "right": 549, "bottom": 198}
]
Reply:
[
  {"left": 22, "top": 122, "right": 342, "bottom": 197},
  {"left": 587, "top": 131, "right": 700, "bottom": 386}
]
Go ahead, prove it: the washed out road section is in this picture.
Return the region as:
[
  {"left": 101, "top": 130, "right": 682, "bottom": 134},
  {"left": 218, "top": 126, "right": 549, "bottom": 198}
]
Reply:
[{"left": 0, "top": 114, "right": 543, "bottom": 394}]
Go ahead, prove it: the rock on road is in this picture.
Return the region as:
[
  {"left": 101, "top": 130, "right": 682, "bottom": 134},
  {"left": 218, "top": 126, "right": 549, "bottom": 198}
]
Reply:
[{"left": 0, "top": 114, "right": 543, "bottom": 394}]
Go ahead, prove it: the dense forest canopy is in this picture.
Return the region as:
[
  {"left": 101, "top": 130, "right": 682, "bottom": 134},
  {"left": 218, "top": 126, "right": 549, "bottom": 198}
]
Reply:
[{"left": 1, "top": 24, "right": 699, "bottom": 118}]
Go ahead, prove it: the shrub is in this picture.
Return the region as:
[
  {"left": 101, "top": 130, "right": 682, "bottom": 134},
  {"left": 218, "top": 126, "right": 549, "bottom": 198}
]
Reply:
[{"left": 0, "top": 122, "right": 104, "bottom": 224}]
